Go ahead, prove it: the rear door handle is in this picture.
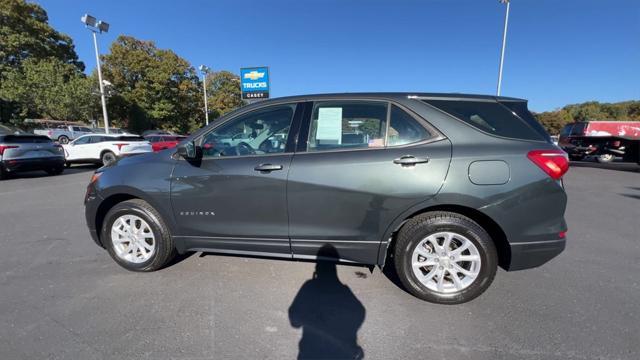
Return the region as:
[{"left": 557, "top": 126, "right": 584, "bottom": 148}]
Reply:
[
  {"left": 254, "top": 164, "right": 283, "bottom": 172},
  {"left": 393, "top": 155, "right": 429, "bottom": 166}
]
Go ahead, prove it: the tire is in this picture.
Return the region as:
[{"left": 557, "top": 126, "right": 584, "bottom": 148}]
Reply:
[
  {"left": 596, "top": 154, "right": 614, "bottom": 163},
  {"left": 568, "top": 154, "right": 584, "bottom": 161},
  {"left": 58, "top": 135, "right": 69, "bottom": 144},
  {"left": 102, "top": 199, "right": 176, "bottom": 272},
  {"left": 393, "top": 211, "right": 498, "bottom": 304},
  {"left": 65, "top": 162, "right": 71, "bottom": 168},
  {"left": 0, "top": 166, "right": 7, "bottom": 180},
  {"left": 45, "top": 165, "right": 64, "bottom": 176},
  {"left": 101, "top": 151, "right": 117, "bottom": 166}
]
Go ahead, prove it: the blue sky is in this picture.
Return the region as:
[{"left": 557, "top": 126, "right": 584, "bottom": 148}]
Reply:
[{"left": 37, "top": 0, "right": 639, "bottom": 112}]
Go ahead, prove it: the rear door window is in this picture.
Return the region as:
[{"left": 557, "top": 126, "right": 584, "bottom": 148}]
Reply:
[
  {"left": 307, "top": 101, "right": 388, "bottom": 151},
  {"left": 388, "top": 105, "right": 431, "bottom": 146},
  {"left": 424, "top": 99, "right": 545, "bottom": 141}
]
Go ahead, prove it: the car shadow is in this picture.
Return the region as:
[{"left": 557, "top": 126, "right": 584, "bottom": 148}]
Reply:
[
  {"left": 4, "top": 164, "right": 99, "bottom": 180},
  {"left": 288, "top": 244, "right": 366, "bottom": 360}
]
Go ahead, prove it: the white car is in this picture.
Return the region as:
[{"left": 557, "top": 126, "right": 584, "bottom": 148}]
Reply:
[{"left": 62, "top": 134, "right": 152, "bottom": 166}]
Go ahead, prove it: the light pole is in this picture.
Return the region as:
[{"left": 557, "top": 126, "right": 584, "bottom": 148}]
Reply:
[
  {"left": 199, "top": 65, "right": 210, "bottom": 126},
  {"left": 496, "top": 0, "right": 510, "bottom": 96},
  {"left": 81, "top": 14, "right": 110, "bottom": 133}
]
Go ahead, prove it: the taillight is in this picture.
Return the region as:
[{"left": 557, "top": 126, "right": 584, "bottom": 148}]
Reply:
[
  {"left": 527, "top": 150, "right": 569, "bottom": 180},
  {"left": 89, "top": 172, "right": 102, "bottom": 184},
  {"left": 0, "top": 145, "right": 19, "bottom": 155},
  {"left": 114, "top": 143, "right": 129, "bottom": 150}
]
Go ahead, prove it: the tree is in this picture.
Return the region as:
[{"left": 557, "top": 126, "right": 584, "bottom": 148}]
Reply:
[
  {"left": 534, "top": 101, "right": 640, "bottom": 134},
  {"left": 0, "top": 0, "right": 87, "bottom": 123},
  {"left": 101, "top": 36, "right": 202, "bottom": 134},
  {"left": 205, "top": 71, "right": 244, "bottom": 120},
  {"left": 0, "top": 0, "right": 83, "bottom": 73},
  {"left": 0, "top": 57, "right": 96, "bottom": 120}
]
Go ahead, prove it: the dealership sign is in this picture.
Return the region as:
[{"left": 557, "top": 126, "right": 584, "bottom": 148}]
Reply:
[{"left": 240, "top": 67, "right": 269, "bottom": 100}]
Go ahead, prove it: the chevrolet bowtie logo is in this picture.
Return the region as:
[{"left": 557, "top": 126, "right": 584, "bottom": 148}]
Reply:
[{"left": 244, "top": 70, "right": 265, "bottom": 81}]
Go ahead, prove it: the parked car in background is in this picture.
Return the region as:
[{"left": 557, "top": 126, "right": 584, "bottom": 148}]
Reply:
[
  {"left": 34, "top": 125, "right": 94, "bottom": 144},
  {"left": 1, "top": 124, "right": 65, "bottom": 179},
  {"left": 559, "top": 121, "right": 640, "bottom": 162},
  {"left": 145, "top": 134, "right": 187, "bottom": 152},
  {"left": 141, "top": 130, "right": 173, "bottom": 137},
  {"left": 63, "top": 134, "right": 152, "bottom": 166},
  {"left": 84, "top": 93, "right": 568, "bottom": 304}
]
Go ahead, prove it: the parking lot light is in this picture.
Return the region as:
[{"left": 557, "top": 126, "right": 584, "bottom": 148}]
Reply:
[
  {"left": 199, "top": 65, "right": 210, "bottom": 126},
  {"left": 81, "top": 14, "right": 110, "bottom": 134},
  {"left": 496, "top": 0, "right": 510, "bottom": 96}
]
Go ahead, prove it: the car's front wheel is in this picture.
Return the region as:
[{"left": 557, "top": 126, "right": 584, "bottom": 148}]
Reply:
[
  {"left": 394, "top": 211, "right": 498, "bottom": 304},
  {"left": 102, "top": 199, "right": 176, "bottom": 271}
]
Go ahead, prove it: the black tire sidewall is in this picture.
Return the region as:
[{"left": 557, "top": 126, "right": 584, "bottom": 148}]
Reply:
[
  {"left": 396, "top": 215, "right": 497, "bottom": 304},
  {"left": 102, "top": 202, "right": 170, "bottom": 271},
  {"left": 102, "top": 151, "right": 116, "bottom": 165},
  {"left": 58, "top": 136, "right": 69, "bottom": 144}
]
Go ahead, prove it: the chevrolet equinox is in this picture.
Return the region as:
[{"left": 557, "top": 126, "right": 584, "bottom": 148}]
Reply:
[{"left": 84, "top": 93, "right": 569, "bottom": 304}]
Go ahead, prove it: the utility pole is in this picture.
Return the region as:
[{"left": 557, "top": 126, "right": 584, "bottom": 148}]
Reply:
[
  {"left": 496, "top": 0, "right": 511, "bottom": 96},
  {"left": 82, "top": 14, "right": 110, "bottom": 133},
  {"left": 199, "top": 65, "right": 210, "bottom": 126}
]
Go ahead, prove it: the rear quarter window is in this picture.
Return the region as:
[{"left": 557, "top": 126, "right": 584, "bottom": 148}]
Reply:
[{"left": 424, "top": 99, "right": 546, "bottom": 141}]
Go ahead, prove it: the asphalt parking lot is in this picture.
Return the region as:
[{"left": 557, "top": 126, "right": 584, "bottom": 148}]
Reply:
[{"left": 0, "top": 162, "right": 639, "bottom": 360}]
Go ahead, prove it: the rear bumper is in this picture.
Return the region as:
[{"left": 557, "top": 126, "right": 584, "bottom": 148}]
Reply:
[
  {"left": 508, "top": 238, "right": 566, "bottom": 271},
  {"left": 1, "top": 157, "right": 65, "bottom": 173}
]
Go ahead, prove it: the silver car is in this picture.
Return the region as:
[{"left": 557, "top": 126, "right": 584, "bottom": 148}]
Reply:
[{"left": 0, "top": 125, "right": 66, "bottom": 179}]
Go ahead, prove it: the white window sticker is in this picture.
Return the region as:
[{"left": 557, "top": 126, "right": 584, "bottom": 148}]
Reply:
[{"left": 316, "top": 107, "right": 343, "bottom": 144}]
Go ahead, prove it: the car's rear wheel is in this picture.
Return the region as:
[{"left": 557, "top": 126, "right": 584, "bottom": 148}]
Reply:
[
  {"left": 102, "top": 199, "right": 176, "bottom": 271},
  {"left": 58, "top": 135, "right": 69, "bottom": 144},
  {"left": 394, "top": 211, "right": 497, "bottom": 304},
  {"left": 101, "top": 151, "right": 117, "bottom": 166}
]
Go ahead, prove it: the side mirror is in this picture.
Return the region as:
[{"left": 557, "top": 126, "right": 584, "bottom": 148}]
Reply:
[{"left": 177, "top": 141, "right": 200, "bottom": 160}]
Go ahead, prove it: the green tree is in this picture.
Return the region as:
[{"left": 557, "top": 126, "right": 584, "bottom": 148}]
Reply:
[
  {"left": 0, "top": 0, "right": 88, "bottom": 123},
  {"left": 535, "top": 100, "right": 640, "bottom": 134},
  {"left": 101, "top": 35, "right": 202, "bottom": 134},
  {"left": 0, "top": 0, "right": 83, "bottom": 74},
  {"left": 0, "top": 57, "right": 96, "bottom": 120},
  {"left": 206, "top": 71, "right": 244, "bottom": 120}
]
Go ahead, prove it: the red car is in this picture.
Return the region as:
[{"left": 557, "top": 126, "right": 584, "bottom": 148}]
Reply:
[{"left": 145, "top": 135, "right": 187, "bottom": 152}]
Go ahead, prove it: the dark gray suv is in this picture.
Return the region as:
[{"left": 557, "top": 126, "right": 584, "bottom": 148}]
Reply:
[{"left": 84, "top": 93, "right": 568, "bottom": 304}]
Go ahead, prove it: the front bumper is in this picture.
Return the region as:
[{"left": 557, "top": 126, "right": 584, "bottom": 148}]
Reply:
[
  {"left": 508, "top": 238, "right": 566, "bottom": 271},
  {"left": 1, "top": 156, "right": 65, "bottom": 173}
]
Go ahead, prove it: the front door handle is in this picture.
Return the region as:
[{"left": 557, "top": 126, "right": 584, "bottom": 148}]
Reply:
[
  {"left": 393, "top": 155, "right": 429, "bottom": 166},
  {"left": 254, "top": 164, "right": 283, "bottom": 172}
]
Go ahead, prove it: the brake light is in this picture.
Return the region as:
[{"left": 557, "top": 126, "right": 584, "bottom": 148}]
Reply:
[
  {"left": 0, "top": 145, "right": 19, "bottom": 155},
  {"left": 89, "top": 172, "right": 102, "bottom": 184},
  {"left": 527, "top": 150, "right": 569, "bottom": 180},
  {"left": 114, "top": 143, "right": 129, "bottom": 150}
]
